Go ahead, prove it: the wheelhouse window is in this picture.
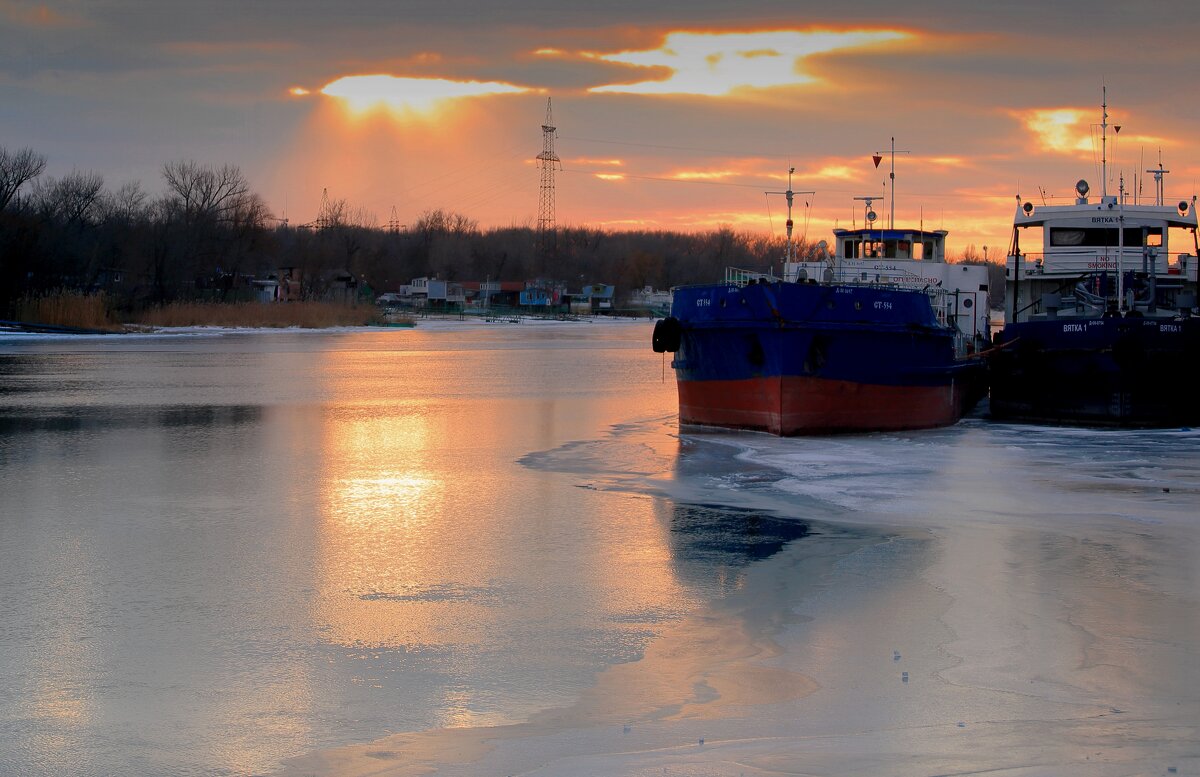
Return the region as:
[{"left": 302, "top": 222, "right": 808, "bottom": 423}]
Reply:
[
  {"left": 1049, "top": 227, "right": 1164, "bottom": 247},
  {"left": 1050, "top": 229, "right": 1086, "bottom": 246}
]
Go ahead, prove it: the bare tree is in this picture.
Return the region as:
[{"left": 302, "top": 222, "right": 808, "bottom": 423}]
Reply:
[
  {"left": 31, "top": 170, "right": 105, "bottom": 225},
  {"left": 161, "top": 161, "right": 253, "bottom": 226},
  {"left": 0, "top": 146, "right": 47, "bottom": 212},
  {"left": 317, "top": 195, "right": 348, "bottom": 229},
  {"left": 99, "top": 181, "right": 149, "bottom": 223},
  {"left": 414, "top": 208, "right": 477, "bottom": 240},
  {"left": 956, "top": 243, "right": 983, "bottom": 263}
]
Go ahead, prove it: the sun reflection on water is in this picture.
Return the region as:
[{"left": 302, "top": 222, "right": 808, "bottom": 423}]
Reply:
[{"left": 302, "top": 329, "right": 698, "bottom": 727}]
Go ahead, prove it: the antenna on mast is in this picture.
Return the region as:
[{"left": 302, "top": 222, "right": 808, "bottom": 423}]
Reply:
[
  {"left": 1147, "top": 151, "right": 1170, "bottom": 207},
  {"left": 1117, "top": 174, "right": 1126, "bottom": 310},
  {"left": 1101, "top": 87, "right": 1108, "bottom": 199},
  {"left": 874, "top": 138, "right": 909, "bottom": 229},
  {"left": 853, "top": 196, "right": 879, "bottom": 228},
  {"left": 766, "top": 167, "right": 813, "bottom": 264}
]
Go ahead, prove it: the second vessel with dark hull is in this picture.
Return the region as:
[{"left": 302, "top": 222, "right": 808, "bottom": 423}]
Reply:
[{"left": 990, "top": 98, "right": 1200, "bottom": 427}]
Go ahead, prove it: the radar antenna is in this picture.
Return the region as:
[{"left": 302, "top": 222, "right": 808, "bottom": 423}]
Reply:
[{"left": 1146, "top": 153, "right": 1170, "bottom": 207}]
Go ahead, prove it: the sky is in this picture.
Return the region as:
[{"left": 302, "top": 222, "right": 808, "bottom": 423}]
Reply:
[{"left": 3, "top": 0, "right": 1199, "bottom": 259}]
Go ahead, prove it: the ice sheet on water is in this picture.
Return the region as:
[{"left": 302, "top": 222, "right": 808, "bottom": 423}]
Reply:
[
  {"left": 688, "top": 419, "right": 1200, "bottom": 529},
  {"left": 524, "top": 410, "right": 1200, "bottom": 534},
  {"left": 359, "top": 582, "right": 513, "bottom": 604}
]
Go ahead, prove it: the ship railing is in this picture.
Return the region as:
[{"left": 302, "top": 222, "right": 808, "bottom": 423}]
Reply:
[
  {"left": 724, "top": 267, "right": 779, "bottom": 286},
  {"left": 922, "top": 287, "right": 988, "bottom": 356},
  {"left": 1008, "top": 250, "right": 1194, "bottom": 277},
  {"left": 924, "top": 287, "right": 955, "bottom": 328}
]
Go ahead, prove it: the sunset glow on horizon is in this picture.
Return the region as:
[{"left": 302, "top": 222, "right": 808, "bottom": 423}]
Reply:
[{"left": 6, "top": 6, "right": 1198, "bottom": 259}]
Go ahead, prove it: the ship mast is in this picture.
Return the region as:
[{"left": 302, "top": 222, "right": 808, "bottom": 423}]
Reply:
[
  {"left": 785, "top": 167, "right": 797, "bottom": 263},
  {"left": 1101, "top": 88, "right": 1108, "bottom": 199},
  {"left": 767, "top": 168, "right": 813, "bottom": 266},
  {"left": 889, "top": 137, "right": 897, "bottom": 229},
  {"left": 1117, "top": 174, "right": 1126, "bottom": 311},
  {"left": 873, "top": 139, "right": 909, "bottom": 230}
]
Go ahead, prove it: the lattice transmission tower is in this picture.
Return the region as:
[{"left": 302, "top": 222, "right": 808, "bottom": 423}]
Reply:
[{"left": 536, "top": 97, "right": 560, "bottom": 256}]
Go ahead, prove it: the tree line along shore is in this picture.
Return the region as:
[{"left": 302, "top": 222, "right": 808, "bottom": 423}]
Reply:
[{"left": 1, "top": 145, "right": 1005, "bottom": 331}]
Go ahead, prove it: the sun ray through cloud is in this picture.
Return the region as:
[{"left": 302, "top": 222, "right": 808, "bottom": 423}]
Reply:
[
  {"left": 590, "top": 29, "right": 910, "bottom": 96},
  {"left": 319, "top": 74, "right": 530, "bottom": 116}
]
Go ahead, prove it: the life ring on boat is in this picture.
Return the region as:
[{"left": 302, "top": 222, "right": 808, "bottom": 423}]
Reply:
[{"left": 652, "top": 316, "right": 682, "bottom": 353}]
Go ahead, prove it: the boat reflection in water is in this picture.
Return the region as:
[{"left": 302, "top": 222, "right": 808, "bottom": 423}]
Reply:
[{"left": 664, "top": 503, "right": 811, "bottom": 594}]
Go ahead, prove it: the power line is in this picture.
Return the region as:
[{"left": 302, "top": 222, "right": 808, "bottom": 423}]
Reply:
[
  {"left": 559, "top": 134, "right": 791, "bottom": 159},
  {"left": 561, "top": 167, "right": 769, "bottom": 189}
]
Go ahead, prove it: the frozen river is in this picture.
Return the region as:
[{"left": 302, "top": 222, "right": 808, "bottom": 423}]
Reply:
[{"left": 1, "top": 321, "right": 1197, "bottom": 776}]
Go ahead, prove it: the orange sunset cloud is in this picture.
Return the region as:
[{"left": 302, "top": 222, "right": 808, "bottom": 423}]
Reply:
[
  {"left": 1020, "top": 108, "right": 1092, "bottom": 154},
  {"left": 568, "top": 158, "right": 624, "bottom": 166},
  {"left": 591, "top": 29, "right": 909, "bottom": 96},
  {"left": 320, "top": 74, "right": 529, "bottom": 115}
]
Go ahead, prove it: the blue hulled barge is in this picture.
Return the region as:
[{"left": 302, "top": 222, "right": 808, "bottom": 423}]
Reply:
[{"left": 654, "top": 190, "right": 991, "bottom": 435}]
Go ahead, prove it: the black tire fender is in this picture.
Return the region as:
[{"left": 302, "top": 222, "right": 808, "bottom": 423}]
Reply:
[{"left": 652, "top": 316, "right": 682, "bottom": 353}]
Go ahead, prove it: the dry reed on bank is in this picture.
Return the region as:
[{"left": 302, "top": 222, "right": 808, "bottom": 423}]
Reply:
[
  {"left": 132, "top": 300, "right": 384, "bottom": 329},
  {"left": 12, "top": 291, "right": 122, "bottom": 331}
]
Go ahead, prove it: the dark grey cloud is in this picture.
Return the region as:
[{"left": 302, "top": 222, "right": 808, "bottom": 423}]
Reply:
[{"left": 3, "top": 0, "right": 1198, "bottom": 245}]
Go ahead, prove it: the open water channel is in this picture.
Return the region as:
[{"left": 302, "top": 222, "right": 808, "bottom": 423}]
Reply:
[{"left": 2, "top": 321, "right": 1197, "bottom": 776}]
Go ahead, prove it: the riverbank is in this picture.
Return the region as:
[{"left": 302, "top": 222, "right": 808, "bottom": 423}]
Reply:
[
  {"left": 6, "top": 291, "right": 389, "bottom": 330},
  {"left": 4, "top": 291, "right": 659, "bottom": 335}
]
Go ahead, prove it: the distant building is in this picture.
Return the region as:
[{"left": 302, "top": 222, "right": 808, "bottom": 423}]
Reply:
[
  {"left": 570, "top": 283, "right": 615, "bottom": 314},
  {"left": 252, "top": 278, "right": 282, "bottom": 303},
  {"left": 520, "top": 279, "right": 566, "bottom": 309},
  {"left": 627, "top": 285, "right": 672, "bottom": 314},
  {"left": 325, "top": 271, "right": 361, "bottom": 304},
  {"left": 402, "top": 277, "right": 466, "bottom": 309},
  {"left": 252, "top": 268, "right": 299, "bottom": 303}
]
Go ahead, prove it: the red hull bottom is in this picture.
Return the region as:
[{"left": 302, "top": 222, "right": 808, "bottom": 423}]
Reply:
[{"left": 678, "top": 376, "right": 973, "bottom": 435}]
